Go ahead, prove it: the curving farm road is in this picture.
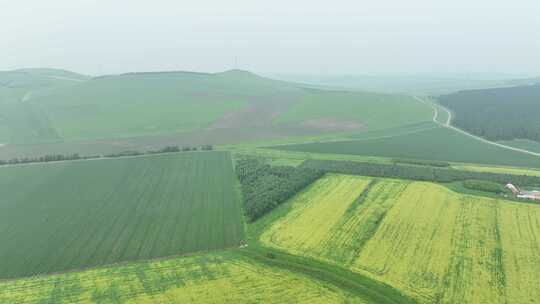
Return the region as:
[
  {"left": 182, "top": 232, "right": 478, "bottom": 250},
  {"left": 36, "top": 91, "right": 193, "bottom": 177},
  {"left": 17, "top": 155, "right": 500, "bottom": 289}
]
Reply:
[{"left": 414, "top": 96, "right": 540, "bottom": 157}]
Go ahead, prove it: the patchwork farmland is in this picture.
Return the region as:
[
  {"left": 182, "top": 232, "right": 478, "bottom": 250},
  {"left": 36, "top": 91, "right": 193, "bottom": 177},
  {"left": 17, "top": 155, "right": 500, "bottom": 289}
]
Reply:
[
  {"left": 2, "top": 69, "right": 540, "bottom": 304},
  {"left": 260, "top": 174, "right": 540, "bottom": 304},
  {"left": 3, "top": 4, "right": 540, "bottom": 302},
  {"left": 0, "top": 151, "right": 244, "bottom": 280},
  {"left": 0, "top": 251, "right": 367, "bottom": 304}
]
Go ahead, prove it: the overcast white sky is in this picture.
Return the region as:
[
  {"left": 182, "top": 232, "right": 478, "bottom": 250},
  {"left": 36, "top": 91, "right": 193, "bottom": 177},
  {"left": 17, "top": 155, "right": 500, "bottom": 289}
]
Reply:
[{"left": 1, "top": 0, "right": 539, "bottom": 76}]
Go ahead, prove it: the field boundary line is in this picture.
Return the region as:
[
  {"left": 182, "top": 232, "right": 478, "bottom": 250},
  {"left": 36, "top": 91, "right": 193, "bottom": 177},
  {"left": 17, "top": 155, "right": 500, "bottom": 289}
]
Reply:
[
  {"left": 0, "top": 150, "right": 221, "bottom": 169},
  {"left": 414, "top": 96, "right": 540, "bottom": 157},
  {"left": 239, "top": 246, "right": 416, "bottom": 304},
  {"left": 0, "top": 241, "right": 247, "bottom": 283},
  {"left": 47, "top": 75, "right": 85, "bottom": 82},
  {"left": 346, "top": 126, "right": 440, "bottom": 142}
]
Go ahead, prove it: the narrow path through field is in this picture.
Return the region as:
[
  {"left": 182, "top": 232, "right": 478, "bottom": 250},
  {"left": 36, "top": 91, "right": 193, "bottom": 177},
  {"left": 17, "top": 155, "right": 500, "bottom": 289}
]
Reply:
[{"left": 414, "top": 96, "right": 540, "bottom": 157}]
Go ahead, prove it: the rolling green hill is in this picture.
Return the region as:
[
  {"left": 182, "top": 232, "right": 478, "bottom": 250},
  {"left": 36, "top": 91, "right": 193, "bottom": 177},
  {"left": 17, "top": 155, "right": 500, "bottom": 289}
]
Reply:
[
  {"left": 0, "top": 151, "right": 244, "bottom": 279},
  {"left": 0, "top": 68, "right": 434, "bottom": 160},
  {"left": 0, "top": 68, "right": 89, "bottom": 89},
  {"left": 273, "top": 89, "right": 432, "bottom": 131},
  {"left": 0, "top": 69, "right": 303, "bottom": 144},
  {"left": 0, "top": 68, "right": 91, "bottom": 145}
]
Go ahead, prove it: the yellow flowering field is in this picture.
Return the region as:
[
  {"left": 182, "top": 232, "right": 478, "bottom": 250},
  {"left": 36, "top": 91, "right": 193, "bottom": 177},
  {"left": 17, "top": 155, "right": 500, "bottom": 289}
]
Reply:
[
  {"left": 262, "top": 174, "right": 540, "bottom": 303},
  {"left": 0, "top": 251, "right": 367, "bottom": 304}
]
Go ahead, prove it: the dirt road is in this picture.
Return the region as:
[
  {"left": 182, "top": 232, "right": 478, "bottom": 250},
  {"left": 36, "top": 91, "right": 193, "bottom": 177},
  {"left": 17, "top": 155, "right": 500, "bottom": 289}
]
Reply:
[{"left": 414, "top": 96, "right": 540, "bottom": 157}]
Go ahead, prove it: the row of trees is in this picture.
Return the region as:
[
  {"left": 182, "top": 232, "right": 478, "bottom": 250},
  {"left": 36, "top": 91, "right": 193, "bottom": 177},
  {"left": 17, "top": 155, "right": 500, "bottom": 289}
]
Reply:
[
  {"left": 301, "top": 160, "right": 540, "bottom": 187},
  {"left": 392, "top": 158, "right": 450, "bottom": 168},
  {"left": 0, "top": 153, "right": 85, "bottom": 166},
  {"left": 0, "top": 145, "right": 214, "bottom": 166},
  {"left": 462, "top": 180, "right": 511, "bottom": 194},
  {"left": 236, "top": 158, "right": 324, "bottom": 222}
]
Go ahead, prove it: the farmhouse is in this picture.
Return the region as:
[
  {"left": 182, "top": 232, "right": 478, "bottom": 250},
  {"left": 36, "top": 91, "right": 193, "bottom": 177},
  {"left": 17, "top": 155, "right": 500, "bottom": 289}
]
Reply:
[{"left": 505, "top": 183, "right": 540, "bottom": 201}]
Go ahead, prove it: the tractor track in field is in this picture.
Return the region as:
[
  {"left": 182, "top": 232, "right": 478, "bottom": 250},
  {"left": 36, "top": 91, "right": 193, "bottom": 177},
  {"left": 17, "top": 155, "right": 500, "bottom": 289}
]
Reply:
[
  {"left": 414, "top": 96, "right": 540, "bottom": 157},
  {"left": 239, "top": 245, "right": 417, "bottom": 304}
]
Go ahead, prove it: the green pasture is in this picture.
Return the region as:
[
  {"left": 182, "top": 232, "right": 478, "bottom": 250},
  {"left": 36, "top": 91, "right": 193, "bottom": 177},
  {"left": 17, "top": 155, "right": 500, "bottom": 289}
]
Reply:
[
  {"left": 274, "top": 90, "right": 432, "bottom": 130},
  {"left": 271, "top": 126, "right": 540, "bottom": 168}
]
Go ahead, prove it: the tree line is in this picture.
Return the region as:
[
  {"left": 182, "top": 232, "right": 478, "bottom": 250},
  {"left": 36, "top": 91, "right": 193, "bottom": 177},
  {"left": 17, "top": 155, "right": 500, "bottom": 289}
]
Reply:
[
  {"left": 301, "top": 159, "right": 540, "bottom": 187},
  {"left": 392, "top": 158, "right": 450, "bottom": 168},
  {"left": 439, "top": 83, "right": 540, "bottom": 142},
  {"left": 462, "top": 180, "right": 511, "bottom": 194},
  {"left": 0, "top": 144, "right": 214, "bottom": 166},
  {"left": 236, "top": 158, "right": 324, "bottom": 222}
]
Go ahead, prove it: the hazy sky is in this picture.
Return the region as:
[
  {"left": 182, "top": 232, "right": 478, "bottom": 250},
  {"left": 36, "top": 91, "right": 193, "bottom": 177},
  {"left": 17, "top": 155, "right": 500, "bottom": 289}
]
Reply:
[{"left": 2, "top": 0, "right": 540, "bottom": 76}]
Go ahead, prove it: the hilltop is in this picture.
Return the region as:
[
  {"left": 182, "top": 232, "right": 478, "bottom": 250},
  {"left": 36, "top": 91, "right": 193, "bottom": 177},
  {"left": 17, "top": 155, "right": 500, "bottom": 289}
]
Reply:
[
  {"left": 0, "top": 68, "right": 89, "bottom": 89},
  {"left": 0, "top": 68, "right": 432, "bottom": 158}
]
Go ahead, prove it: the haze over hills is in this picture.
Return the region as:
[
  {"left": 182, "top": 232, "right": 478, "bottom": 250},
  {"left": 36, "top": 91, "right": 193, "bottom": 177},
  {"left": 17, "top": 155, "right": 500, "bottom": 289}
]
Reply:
[
  {"left": 4, "top": 1, "right": 540, "bottom": 303},
  {"left": 0, "top": 68, "right": 432, "bottom": 158},
  {"left": 268, "top": 73, "right": 540, "bottom": 95},
  {"left": 0, "top": 68, "right": 89, "bottom": 89}
]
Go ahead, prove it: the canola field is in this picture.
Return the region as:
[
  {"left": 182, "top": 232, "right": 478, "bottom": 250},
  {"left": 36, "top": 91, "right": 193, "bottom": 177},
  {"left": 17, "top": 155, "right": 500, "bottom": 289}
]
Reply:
[
  {"left": 0, "top": 152, "right": 244, "bottom": 280},
  {"left": 0, "top": 251, "right": 367, "bottom": 304},
  {"left": 261, "top": 174, "right": 540, "bottom": 303}
]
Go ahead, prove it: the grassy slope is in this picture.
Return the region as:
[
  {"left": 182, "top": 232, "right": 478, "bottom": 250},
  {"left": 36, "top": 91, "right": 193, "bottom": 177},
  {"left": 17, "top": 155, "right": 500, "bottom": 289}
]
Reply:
[
  {"left": 0, "top": 151, "right": 244, "bottom": 279},
  {"left": 272, "top": 126, "right": 540, "bottom": 168},
  {"left": 0, "top": 69, "right": 304, "bottom": 144},
  {"left": 0, "top": 69, "right": 90, "bottom": 144},
  {"left": 0, "top": 68, "right": 437, "bottom": 150},
  {"left": 27, "top": 71, "right": 266, "bottom": 141},
  {"left": 260, "top": 174, "right": 540, "bottom": 304},
  {"left": 0, "top": 68, "right": 89, "bottom": 89},
  {"left": 274, "top": 90, "right": 432, "bottom": 130}
]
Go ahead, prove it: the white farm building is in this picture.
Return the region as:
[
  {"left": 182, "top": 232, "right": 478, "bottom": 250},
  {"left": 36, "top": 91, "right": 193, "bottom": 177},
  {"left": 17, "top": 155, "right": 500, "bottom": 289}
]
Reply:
[{"left": 505, "top": 183, "right": 540, "bottom": 201}]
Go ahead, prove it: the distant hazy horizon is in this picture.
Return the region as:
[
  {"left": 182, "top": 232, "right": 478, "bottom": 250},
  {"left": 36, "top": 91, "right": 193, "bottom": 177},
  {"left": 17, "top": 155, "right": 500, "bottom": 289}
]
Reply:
[{"left": 3, "top": 1, "right": 540, "bottom": 76}]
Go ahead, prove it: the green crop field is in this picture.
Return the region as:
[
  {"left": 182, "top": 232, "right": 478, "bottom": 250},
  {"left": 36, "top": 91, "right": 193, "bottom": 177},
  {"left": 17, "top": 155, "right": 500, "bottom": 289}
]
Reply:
[
  {"left": 498, "top": 138, "right": 540, "bottom": 154},
  {"left": 0, "top": 250, "right": 367, "bottom": 304},
  {"left": 272, "top": 126, "right": 540, "bottom": 168},
  {"left": 273, "top": 90, "right": 432, "bottom": 130},
  {"left": 0, "top": 151, "right": 244, "bottom": 280},
  {"left": 260, "top": 174, "right": 540, "bottom": 304}
]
